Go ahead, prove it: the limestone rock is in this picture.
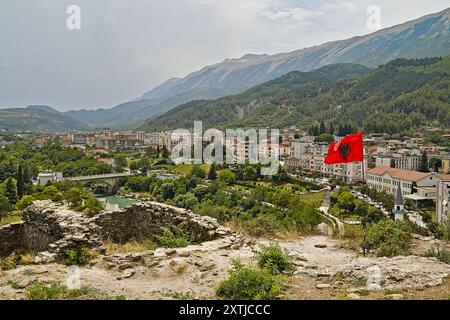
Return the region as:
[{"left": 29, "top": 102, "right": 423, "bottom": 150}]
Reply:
[
  {"left": 316, "top": 283, "right": 331, "bottom": 289},
  {"left": 348, "top": 293, "right": 361, "bottom": 300}
]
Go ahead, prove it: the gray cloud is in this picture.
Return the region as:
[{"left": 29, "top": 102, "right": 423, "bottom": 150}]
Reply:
[{"left": 0, "top": 0, "right": 448, "bottom": 111}]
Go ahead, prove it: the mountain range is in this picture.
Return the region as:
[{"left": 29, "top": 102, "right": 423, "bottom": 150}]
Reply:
[
  {"left": 0, "top": 106, "right": 85, "bottom": 132},
  {"left": 142, "top": 56, "right": 450, "bottom": 133},
  {"left": 0, "top": 7, "right": 449, "bottom": 132}
]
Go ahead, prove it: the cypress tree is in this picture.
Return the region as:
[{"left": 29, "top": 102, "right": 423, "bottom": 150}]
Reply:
[
  {"left": 329, "top": 123, "right": 334, "bottom": 135},
  {"left": 419, "top": 151, "right": 429, "bottom": 173},
  {"left": 4, "top": 178, "right": 17, "bottom": 204},
  {"left": 17, "top": 163, "right": 24, "bottom": 199},
  {"left": 338, "top": 124, "right": 344, "bottom": 136},
  {"left": 208, "top": 164, "right": 217, "bottom": 180},
  {"left": 319, "top": 121, "right": 326, "bottom": 135}
]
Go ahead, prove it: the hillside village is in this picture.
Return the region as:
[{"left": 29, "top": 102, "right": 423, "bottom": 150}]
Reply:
[{"left": 0, "top": 127, "right": 449, "bottom": 300}]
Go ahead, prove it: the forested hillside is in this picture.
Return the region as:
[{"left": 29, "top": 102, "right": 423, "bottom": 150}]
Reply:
[{"left": 142, "top": 57, "right": 450, "bottom": 134}]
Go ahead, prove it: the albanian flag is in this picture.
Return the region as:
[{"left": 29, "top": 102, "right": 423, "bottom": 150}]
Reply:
[{"left": 324, "top": 132, "right": 363, "bottom": 164}]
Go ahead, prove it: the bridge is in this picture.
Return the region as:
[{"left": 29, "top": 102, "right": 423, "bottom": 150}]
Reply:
[{"left": 64, "top": 172, "right": 136, "bottom": 190}]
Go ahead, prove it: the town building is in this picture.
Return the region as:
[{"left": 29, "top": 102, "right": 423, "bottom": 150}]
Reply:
[
  {"left": 36, "top": 171, "right": 63, "bottom": 185},
  {"left": 367, "top": 167, "right": 438, "bottom": 206},
  {"left": 436, "top": 174, "right": 450, "bottom": 222},
  {"left": 95, "top": 132, "right": 144, "bottom": 152}
]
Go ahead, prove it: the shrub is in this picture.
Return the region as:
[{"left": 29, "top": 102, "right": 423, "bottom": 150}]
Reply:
[
  {"left": 422, "top": 247, "right": 450, "bottom": 264},
  {"left": 0, "top": 250, "right": 36, "bottom": 270},
  {"left": 159, "top": 182, "right": 177, "bottom": 200},
  {"left": 15, "top": 195, "right": 35, "bottom": 210},
  {"left": 26, "top": 282, "right": 92, "bottom": 300},
  {"left": 218, "top": 169, "right": 235, "bottom": 185},
  {"left": 190, "top": 165, "right": 207, "bottom": 179},
  {"left": 62, "top": 247, "right": 91, "bottom": 266},
  {"left": 254, "top": 242, "right": 295, "bottom": 275},
  {"left": 83, "top": 195, "right": 104, "bottom": 215},
  {"left": 172, "top": 193, "right": 198, "bottom": 210},
  {"left": 156, "top": 226, "right": 193, "bottom": 248},
  {"left": 363, "top": 220, "right": 412, "bottom": 257},
  {"left": 241, "top": 214, "right": 281, "bottom": 237},
  {"left": 0, "top": 253, "right": 18, "bottom": 270},
  {"left": 216, "top": 260, "right": 287, "bottom": 300},
  {"left": 27, "top": 282, "right": 66, "bottom": 300},
  {"left": 40, "top": 185, "right": 64, "bottom": 202}
]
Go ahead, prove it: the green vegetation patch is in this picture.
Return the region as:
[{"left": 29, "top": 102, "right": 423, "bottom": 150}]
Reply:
[{"left": 216, "top": 260, "right": 288, "bottom": 300}]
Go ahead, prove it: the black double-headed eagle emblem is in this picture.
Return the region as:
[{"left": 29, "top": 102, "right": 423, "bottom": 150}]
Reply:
[{"left": 339, "top": 142, "right": 351, "bottom": 160}]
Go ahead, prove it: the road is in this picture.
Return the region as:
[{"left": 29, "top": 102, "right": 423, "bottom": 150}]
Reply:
[{"left": 318, "top": 189, "right": 346, "bottom": 237}]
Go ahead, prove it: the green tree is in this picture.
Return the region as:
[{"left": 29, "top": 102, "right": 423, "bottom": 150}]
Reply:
[
  {"left": 314, "top": 134, "right": 335, "bottom": 144},
  {"left": 66, "top": 187, "right": 84, "bottom": 209},
  {"left": 429, "top": 158, "right": 442, "bottom": 172},
  {"left": 172, "top": 193, "right": 198, "bottom": 210},
  {"left": 337, "top": 191, "right": 356, "bottom": 213},
  {"left": 390, "top": 158, "right": 396, "bottom": 168},
  {"left": 363, "top": 220, "right": 412, "bottom": 257},
  {"left": 243, "top": 166, "right": 258, "bottom": 181},
  {"left": 84, "top": 195, "right": 103, "bottom": 215},
  {"left": 218, "top": 169, "right": 235, "bottom": 185},
  {"left": 40, "top": 185, "right": 63, "bottom": 202},
  {"left": 4, "top": 178, "right": 18, "bottom": 204},
  {"left": 114, "top": 155, "right": 128, "bottom": 168},
  {"left": 159, "top": 182, "right": 176, "bottom": 200},
  {"left": 419, "top": 150, "right": 429, "bottom": 173},
  {"left": 190, "top": 165, "right": 206, "bottom": 179},
  {"left": 125, "top": 176, "right": 149, "bottom": 192},
  {"left": 161, "top": 145, "right": 170, "bottom": 159},
  {"left": 319, "top": 121, "right": 326, "bottom": 135},
  {"left": 0, "top": 194, "right": 13, "bottom": 218},
  {"left": 16, "top": 163, "right": 24, "bottom": 199},
  {"left": 207, "top": 164, "right": 217, "bottom": 180},
  {"left": 16, "top": 195, "right": 35, "bottom": 210}
]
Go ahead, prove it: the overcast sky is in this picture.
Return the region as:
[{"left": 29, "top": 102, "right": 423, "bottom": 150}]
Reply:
[{"left": 0, "top": 0, "right": 448, "bottom": 111}]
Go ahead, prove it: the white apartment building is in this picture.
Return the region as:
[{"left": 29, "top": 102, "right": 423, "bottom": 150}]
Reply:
[
  {"left": 36, "top": 171, "right": 63, "bottom": 185},
  {"left": 290, "top": 140, "right": 311, "bottom": 159},
  {"left": 374, "top": 154, "right": 422, "bottom": 171}
]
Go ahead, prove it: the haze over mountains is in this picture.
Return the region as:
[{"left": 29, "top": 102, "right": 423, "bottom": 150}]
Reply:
[{"left": 0, "top": 7, "right": 449, "bottom": 132}]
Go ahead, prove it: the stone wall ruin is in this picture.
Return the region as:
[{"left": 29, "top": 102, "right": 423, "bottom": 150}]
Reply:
[{"left": 0, "top": 200, "right": 235, "bottom": 264}]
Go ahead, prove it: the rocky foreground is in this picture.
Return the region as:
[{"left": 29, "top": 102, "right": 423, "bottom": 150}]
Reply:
[{"left": 0, "top": 201, "right": 449, "bottom": 300}]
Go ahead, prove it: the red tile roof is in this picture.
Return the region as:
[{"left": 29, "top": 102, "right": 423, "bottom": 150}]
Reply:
[
  {"left": 367, "top": 167, "right": 431, "bottom": 182},
  {"left": 436, "top": 173, "right": 450, "bottom": 181}
]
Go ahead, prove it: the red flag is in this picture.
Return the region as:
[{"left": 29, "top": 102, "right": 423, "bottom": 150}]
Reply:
[{"left": 324, "top": 132, "right": 363, "bottom": 164}]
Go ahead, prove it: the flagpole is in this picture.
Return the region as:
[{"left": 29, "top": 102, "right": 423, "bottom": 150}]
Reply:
[{"left": 362, "top": 156, "right": 365, "bottom": 183}]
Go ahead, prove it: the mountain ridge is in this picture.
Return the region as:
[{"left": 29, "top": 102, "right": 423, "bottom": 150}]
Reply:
[
  {"left": 0, "top": 106, "right": 85, "bottom": 132},
  {"left": 1, "top": 7, "right": 449, "bottom": 131},
  {"left": 141, "top": 56, "right": 450, "bottom": 133}
]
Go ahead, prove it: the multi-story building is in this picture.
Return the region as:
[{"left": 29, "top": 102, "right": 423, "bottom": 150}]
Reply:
[
  {"left": 373, "top": 152, "right": 422, "bottom": 171},
  {"left": 367, "top": 167, "right": 439, "bottom": 205},
  {"left": 441, "top": 159, "right": 450, "bottom": 174},
  {"left": 436, "top": 174, "right": 450, "bottom": 222},
  {"left": 95, "top": 132, "right": 144, "bottom": 152},
  {"left": 279, "top": 141, "right": 292, "bottom": 159},
  {"left": 290, "top": 139, "right": 311, "bottom": 160},
  {"left": 283, "top": 139, "right": 368, "bottom": 182}
]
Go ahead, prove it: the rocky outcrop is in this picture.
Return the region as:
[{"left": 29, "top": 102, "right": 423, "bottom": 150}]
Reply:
[
  {"left": 0, "top": 200, "right": 238, "bottom": 265},
  {"left": 335, "top": 256, "right": 450, "bottom": 290},
  {"left": 94, "top": 202, "right": 225, "bottom": 244}
]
